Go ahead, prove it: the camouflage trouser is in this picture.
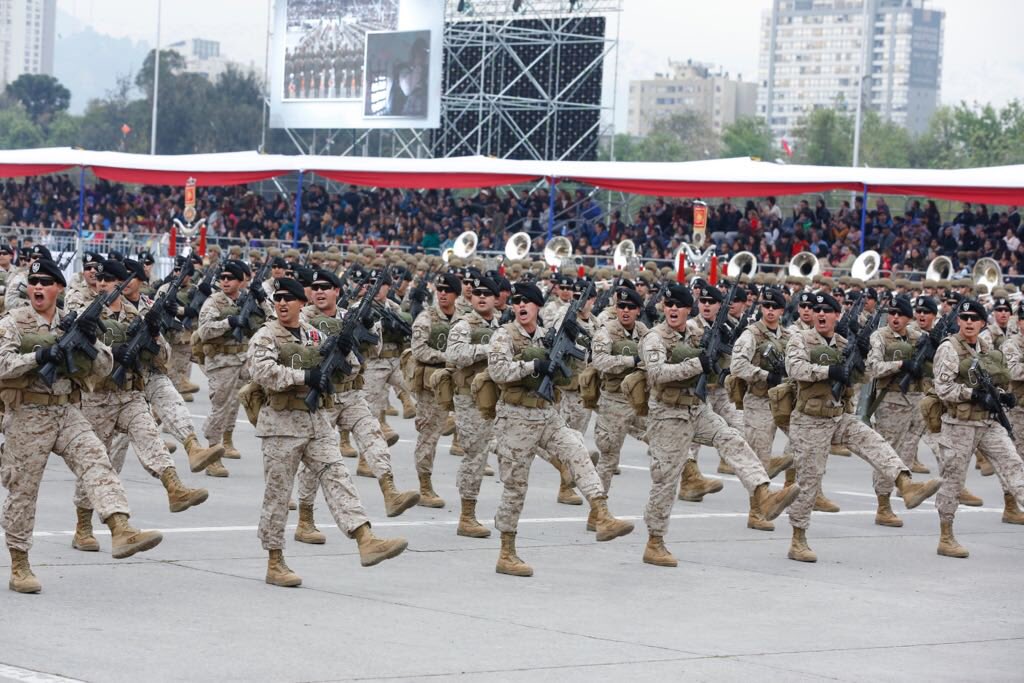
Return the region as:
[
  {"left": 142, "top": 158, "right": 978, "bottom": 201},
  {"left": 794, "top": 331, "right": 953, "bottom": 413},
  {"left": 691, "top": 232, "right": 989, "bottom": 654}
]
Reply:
[
  {"left": 935, "top": 418, "right": 1024, "bottom": 523},
  {"left": 76, "top": 389, "right": 176, "bottom": 509},
  {"left": 145, "top": 372, "right": 196, "bottom": 444},
  {"left": 559, "top": 390, "right": 592, "bottom": 434},
  {"left": 454, "top": 393, "right": 494, "bottom": 501},
  {"left": 873, "top": 395, "right": 937, "bottom": 495},
  {"left": 298, "top": 391, "right": 392, "bottom": 506},
  {"left": 413, "top": 388, "right": 446, "bottom": 475},
  {"left": 169, "top": 341, "right": 193, "bottom": 391},
  {"left": 2, "top": 404, "right": 130, "bottom": 552},
  {"left": 740, "top": 393, "right": 785, "bottom": 469},
  {"left": 787, "top": 411, "right": 906, "bottom": 529},
  {"left": 493, "top": 403, "right": 605, "bottom": 533},
  {"left": 259, "top": 433, "right": 370, "bottom": 550},
  {"left": 595, "top": 393, "right": 647, "bottom": 491},
  {"left": 204, "top": 362, "right": 245, "bottom": 445},
  {"left": 363, "top": 357, "right": 404, "bottom": 417},
  {"left": 687, "top": 385, "right": 742, "bottom": 460}
]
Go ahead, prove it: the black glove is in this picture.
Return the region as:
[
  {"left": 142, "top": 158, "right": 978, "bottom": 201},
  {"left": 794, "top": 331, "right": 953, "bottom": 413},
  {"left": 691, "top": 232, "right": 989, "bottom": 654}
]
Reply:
[
  {"left": 183, "top": 306, "right": 199, "bottom": 321},
  {"left": 252, "top": 286, "right": 267, "bottom": 303},
  {"left": 410, "top": 288, "right": 427, "bottom": 303},
  {"left": 78, "top": 316, "right": 99, "bottom": 344},
  {"left": 144, "top": 306, "right": 163, "bottom": 333},
  {"left": 112, "top": 343, "right": 136, "bottom": 368},
  {"left": 561, "top": 318, "right": 581, "bottom": 340},
  {"left": 856, "top": 331, "right": 871, "bottom": 356},
  {"left": 767, "top": 371, "right": 782, "bottom": 387},
  {"left": 335, "top": 335, "right": 354, "bottom": 357},
  {"left": 163, "top": 296, "right": 180, "bottom": 317},
  {"left": 304, "top": 367, "right": 323, "bottom": 389},
  {"left": 227, "top": 315, "right": 242, "bottom": 330},
  {"left": 900, "top": 359, "right": 922, "bottom": 378},
  {"left": 828, "top": 364, "right": 848, "bottom": 384},
  {"left": 34, "top": 345, "right": 64, "bottom": 367},
  {"left": 929, "top": 327, "right": 944, "bottom": 347},
  {"left": 534, "top": 358, "right": 552, "bottom": 376},
  {"left": 970, "top": 387, "right": 1000, "bottom": 412},
  {"left": 1000, "top": 392, "right": 1017, "bottom": 409},
  {"left": 643, "top": 304, "right": 658, "bottom": 322},
  {"left": 698, "top": 351, "right": 713, "bottom": 374},
  {"left": 197, "top": 281, "right": 213, "bottom": 297},
  {"left": 633, "top": 355, "right": 642, "bottom": 367}
]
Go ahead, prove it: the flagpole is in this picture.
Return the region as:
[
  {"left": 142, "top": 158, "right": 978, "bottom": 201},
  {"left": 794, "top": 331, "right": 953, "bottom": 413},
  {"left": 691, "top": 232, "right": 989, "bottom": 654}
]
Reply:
[{"left": 150, "top": 0, "right": 162, "bottom": 155}]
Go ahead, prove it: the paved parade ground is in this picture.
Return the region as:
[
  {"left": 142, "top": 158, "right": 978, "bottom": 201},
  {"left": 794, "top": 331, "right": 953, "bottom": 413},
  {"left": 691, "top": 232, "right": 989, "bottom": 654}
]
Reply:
[{"left": 1, "top": 373, "right": 1022, "bottom": 682}]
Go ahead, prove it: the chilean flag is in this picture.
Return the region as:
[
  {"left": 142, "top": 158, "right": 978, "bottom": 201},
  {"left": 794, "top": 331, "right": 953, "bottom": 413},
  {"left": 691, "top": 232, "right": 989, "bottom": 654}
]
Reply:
[{"left": 781, "top": 138, "right": 793, "bottom": 158}]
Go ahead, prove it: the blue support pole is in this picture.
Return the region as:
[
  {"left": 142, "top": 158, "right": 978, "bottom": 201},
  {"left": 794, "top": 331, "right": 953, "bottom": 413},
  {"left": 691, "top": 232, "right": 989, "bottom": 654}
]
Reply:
[
  {"left": 293, "top": 171, "right": 304, "bottom": 248},
  {"left": 859, "top": 184, "right": 868, "bottom": 254},
  {"left": 547, "top": 177, "right": 556, "bottom": 241},
  {"left": 77, "top": 167, "right": 85, "bottom": 238}
]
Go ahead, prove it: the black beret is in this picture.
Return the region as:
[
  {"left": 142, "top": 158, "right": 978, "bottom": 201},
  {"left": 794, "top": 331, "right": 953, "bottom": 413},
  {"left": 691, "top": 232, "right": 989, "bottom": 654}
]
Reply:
[
  {"left": 97, "top": 259, "right": 129, "bottom": 281},
  {"left": 864, "top": 287, "right": 878, "bottom": 301},
  {"left": 312, "top": 269, "right": 342, "bottom": 288},
  {"left": 572, "top": 277, "right": 597, "bottom": 296},
  {"left": 189, "top": 252, "right": 203, "bottom": 265},
  {"left": 510, "top": 282, "right": 544, "bottom": 306},
  {"left": 294, "top": 266, "right": 316, "bottom": 287},
  {"left": 174, "top": 255, "right": 188, "bottom": 269},
  {"left": 435, "top": 272, "right": 462, "bottom": 292},
  {"left": 888, "top": 295, "right": 914, "bottom": 318},
  {"left": 270, "top": 256, "right": 288, "bottom": 269},
  {"left": 464, "top": 267, "right": 482, "bottom": 282},
  {"left": 914, "top": 296, "right": 938, "bottom": 315},
  {"left": 798, "top": 291, "right": 813, "bottom": 305},
  {"left": 760, "top": 287, "right": 786, "bottom": 309},
  {"left": 238, "top": 260, "right": 253, "bottom": 277},
  {"left": 106, "top": 250, "right": 124, "bottom": 262},
  {"left": 992, "top": 295, "right": 1012, "bottom": 311},
  {"left": 0, "top": 244, "right": 11, "bottom": 255},
  {"left": 943, "top": 291, "right": 964, "bottom": 304},
  {"left": 27, "top": 258, "right": 66, "bottom": 287},
  {"left": 138, "top": 251, "right": 155, "bottom": 266},
  {"left": 745, "top": 284, "right": 760, "bottom": 299},
  {"left": 956, "top": 299, "right": 986, "bottom": 320},
  {"left": 615, "top": 287, "right": 644, "bottom": 308},
  {"left": 31, "top": 245, "right": 52, "bottom": 260},
  {"left": 1017, "top": 301, "right": 1024, "bottom": 319},
  {"left": 617, "top": 278, "right": 636, "bottom": 291},
  {"left": 469, "top": 275, "right": 499, "bottom": 297},
  {"left": 695, "top": 283, "right": 724, "bottom": 303},
  {"left": 82, "top": 251, "right": 102, "bottom": 266},
  {"left": 272, "top": 277, "right": 307, "bottom": 302},
  {"left": 496, "top": 276, "right": 512, "bottom": 292},
  {"left": 123, "top": 258, "right": 147, "bottom": 282},
  {"left": 810, "top": 291, "right": 841, "bottom": 313},
  {"left": 663, "top": 284, "right": 693, "bottom": 308},
  {"left": 221, "top": 259, "right": 246, "bottom": 280}
]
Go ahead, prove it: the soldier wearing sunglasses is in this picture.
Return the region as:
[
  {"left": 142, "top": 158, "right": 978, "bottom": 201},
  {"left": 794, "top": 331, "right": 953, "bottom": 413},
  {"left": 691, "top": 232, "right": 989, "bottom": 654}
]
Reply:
[{"left": 5, "top": 244, "right": 51, "bottom": 312}]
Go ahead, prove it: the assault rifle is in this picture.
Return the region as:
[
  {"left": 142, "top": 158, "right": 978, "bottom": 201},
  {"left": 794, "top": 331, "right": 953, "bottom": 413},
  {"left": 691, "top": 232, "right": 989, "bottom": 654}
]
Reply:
[
  {"left": 230, "top": 262, "right": 271, "bottom": 342},
  {"left": 694, "top": 278, "right": 741, "bottom": 402},
  {"left": 895, "top": 307, "right": 959, "bottom": 395},
  {"left": 38, "top": 277, "right": 132, "bottom": 386},
  {"left": 970, "top": 356, "right": 1014, "bottom": 440},
  {"left": 374, "top": 302, "right": 413, "bottom": 339},
  {"left": 181, "top": 263, "right": 219, "bottom": 330},
  {"left": 537, "top": 281, "right": 593, "bottom": 403},
  {"left": 408, "top": 264, "right": 435, "bottom": 322},
  {"left": 830, "top": 305, "right": 884, "bottom": 400},
  {"left": 835, "top": 294, "right": 865, "bottom": 339},
  {"left": 303, "top": 271, "right": 385, "bottom": 412},
  {"left": 763, "top": 344, "right": 787, "bottom": 379},
  {"left": 729, "top": 299, "right": 760, "bottom": 344},
  {"left": 592, "top": 273, "right": 623, "bottom": 317},
  {"left": 640, "top": 284, "right": 666, "bottom": 327}
]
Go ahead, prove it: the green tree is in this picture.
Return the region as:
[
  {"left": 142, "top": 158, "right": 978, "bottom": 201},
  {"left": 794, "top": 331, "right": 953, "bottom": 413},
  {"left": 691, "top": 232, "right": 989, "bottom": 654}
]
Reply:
[
  {"left": 858, "top": 110, "right": 912, "bottom": 168},
  {"left": 0, "top": 107, "right": 43, "bottom": 148},
  {"left": 790, "top": 107, "right": 853, "bottom": 166},
  {"left": 44, "top": 112, "right": 82, "bottom": 147},
  {"left": 4, "top": 74, "right": 70, "bottom": 125},
  {"left": 720, "top": 116, "right": 774, "bottom": 160}
]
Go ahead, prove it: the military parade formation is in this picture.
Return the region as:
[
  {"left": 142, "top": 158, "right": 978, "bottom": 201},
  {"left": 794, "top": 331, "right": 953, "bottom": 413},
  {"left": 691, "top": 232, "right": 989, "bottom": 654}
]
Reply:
[{"left": 2, "top": 227, "right": 1024, "bottom": 594}]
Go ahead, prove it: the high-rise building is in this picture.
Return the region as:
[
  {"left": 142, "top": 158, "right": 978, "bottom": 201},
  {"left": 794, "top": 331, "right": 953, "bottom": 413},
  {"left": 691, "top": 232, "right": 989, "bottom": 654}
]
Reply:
[
  {"left": 627, "top": 60, "right": 758, "bottom": 138},
  {"left": 167, "top": 38, "right": 252, "bottom": 83},
  {"left": 758, "top": 0, "right": 944, "bottom": 140},
  {"left": 0, "top": 0, "right": 56, "bottom": 87}
]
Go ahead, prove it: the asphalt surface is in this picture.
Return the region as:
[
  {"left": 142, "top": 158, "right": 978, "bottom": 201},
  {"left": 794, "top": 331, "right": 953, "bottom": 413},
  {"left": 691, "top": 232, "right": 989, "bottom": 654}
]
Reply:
[{"left": 1, "top": 371, "right": 1022, "bottom": 682}]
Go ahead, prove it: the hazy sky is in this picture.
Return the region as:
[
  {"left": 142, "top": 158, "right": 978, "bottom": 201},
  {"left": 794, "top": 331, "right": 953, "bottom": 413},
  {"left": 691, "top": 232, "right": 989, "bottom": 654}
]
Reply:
[{"left": 59, "top": 0, "right": 1024, "bottom": 133}]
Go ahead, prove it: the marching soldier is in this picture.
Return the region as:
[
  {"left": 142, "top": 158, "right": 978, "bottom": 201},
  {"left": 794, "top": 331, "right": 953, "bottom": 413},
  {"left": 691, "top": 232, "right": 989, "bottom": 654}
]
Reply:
[
  {"left": 163, "top": 255, "right": 203, "bottom": 400},
  {"left": 999, "top": 302, "right": 1024, "bottom": 524},
  {"left": 247, "top": 277, "right": 408, "bottom": 587},
  {"left": 362, "top": 267, "right": 411, "bottom": 445},
  {"left": 5, "top": 245, "right": 50, "bottom": 312}
]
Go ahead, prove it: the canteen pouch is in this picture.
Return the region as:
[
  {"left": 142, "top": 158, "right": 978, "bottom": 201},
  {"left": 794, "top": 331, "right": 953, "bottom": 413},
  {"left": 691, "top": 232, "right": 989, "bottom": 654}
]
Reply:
[
  {"left": 429, "top": 367, "right": 455, "bottom": 411},
  {"left": 400, "top": 348, "right": 414, "bottom": 384},
  {"left": 190, "top": 330, "right": 206, "bottom": 366},
  {"left": 621, "top": 370, "right": 649, "bottom": 417},
  {"left": 920, "top": 390, "right": 945, "bottom": 434},
  {"left": 471, "top": 370, "right": 499, "bottom": 420},
  {"left": 238, "top": 381, "right": 266, "bottom": 427},
  {"left": 578, "top": 366, "right": 601, "bottom": 409},
  {"left": 725, "top": 374, "right": 747, "bottom": 410},
  {"left": 768, "top": 381, "right": 795, "bottom": 429}
]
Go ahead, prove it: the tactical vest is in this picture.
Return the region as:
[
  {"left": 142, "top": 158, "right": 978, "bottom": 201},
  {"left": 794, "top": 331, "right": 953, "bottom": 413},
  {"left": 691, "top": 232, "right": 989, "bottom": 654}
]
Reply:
[
  {"left": 696, "top": 321, "right": 731, "bottom": 388},
  {"left": 203, "top": 303, "right": 249, "bottom": 355},
  {"left": 875, "top": 334, "right": 931, "bottom": 394},
  {"left": 795, "top": 335, "right": 854, "bottom": 417},
  {"left": 451, "top": 322, "right": 496, "bottom": 391},
  {"left": 602, "top": 336, "right": 640, "bottom": 393},
  {"left": 264, "top": 340, "right": 342, "bottom": 411},
  {"left": 942, "top": 335, "right": 1008, "bottom": 422},
  {"left": 650, "top": 332, "right": 702, "bottom": 407},
  {"left": 1006, "top": 338, "right": 1024, "bottom": 404},
  {"left": 498, "top": 324, "right": 559, "bottom": 408},
  {"left": 381, "top": 310, "right": 414, "bottom": 351},
  {"left": 98, "top": 318, "right": 145, "bottom": 392},
  {"left": 746, "top": 321, "right": 788, "bottom": 398}
]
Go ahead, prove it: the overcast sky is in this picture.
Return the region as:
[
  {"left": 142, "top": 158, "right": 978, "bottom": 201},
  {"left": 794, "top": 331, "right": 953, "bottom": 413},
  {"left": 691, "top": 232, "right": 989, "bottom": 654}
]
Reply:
[{"left": 59, "top": 0, "right": 1024, "bottom": 133}]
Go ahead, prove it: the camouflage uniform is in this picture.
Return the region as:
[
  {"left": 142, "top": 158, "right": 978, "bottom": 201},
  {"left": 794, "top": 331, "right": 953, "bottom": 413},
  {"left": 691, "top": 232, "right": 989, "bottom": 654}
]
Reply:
[
  {"left": 552, "top": 306, "right": 594, "bottom": 433},
  {"left": 362, "top": 296, "right": 409, "bottom": 417},
  {"left": 0, "top": 306, "right": 130, "bottom": 552},
  {"left": 248, "top": 318, "right": 370, "bottom": 549},
  {"left": 3, "top": 270, "right": 28, "bottom": 312},
  {"left": 410, "top": 301, "right": 454, "bottom": 476},
  {"left": 157, "top": 280, "right": 196, "bottom": 394},
  {"left": 731, "top": 319, "right": 791, "bottom": 468},
  {"left": 197, "top": 290, "right": 255, "bottom": 447},
  {"left": 1002, "top": 333, "right": 1024, "bottom": 456},
  {"left": 684, "top": 316, "right": 743, "bottom": 453}
]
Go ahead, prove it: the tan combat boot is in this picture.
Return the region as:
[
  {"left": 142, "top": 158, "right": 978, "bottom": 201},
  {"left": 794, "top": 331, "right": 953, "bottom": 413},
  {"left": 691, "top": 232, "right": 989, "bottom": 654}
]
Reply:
[
  {"left": 181, "top": 379, "right": 201, "bottom": 394},
  {"left": 222, "top": 429, "right": 241, "bottom": 459},
  {"left": 450, "top": 432, "right": 466, "bottom": 457},
  {"left": 417, "top": 472, "right": 445, "bottom": 508},
  {"left": 339, "top": 430, "right": 357, "bottom": 458},
  {"left": 266, "top": 549, "right": 302, "bottom": 587},
  {"left": 1002, "top": 493, "right": 1024, "bottom": 525},
  {"left": 813, "top": 492, "right": 840, "bottom": 513},
  {"left": 378, "top": 411, "right": 400, "bottom": 447},
  {"left": 937, "top": 520, "right": 969, "bottom": 558},
  {"left": 747, "top": 496, "right": 774, "bottom": 531},
  {"left": 642, "top": 534, "right": 677, "bottom": 567},
  {"left": 911, "top": 458, "right": 930, "bottom": 474},
  {"left": 678, "top": 459, "right": 724, "bottom": 502},
  {"left": 976, "top": 452, "right": 995, "bottom": 476},
  {"left": 717, "top": 457, "right": 735, "bottom": 475},
  {"left": 385, "top": 402, "right": 399, "bottom": 417},
  {"left": 205, "top": 458, "right": 229, "bottom": 478},
  {"left": 589, "top": 496, "right": 634, "bottom": 542},
  {"left": 895, "top": 472, "right": 942, "bottom": 509},
  {"left": 959, "top": 488, "right": 984, "bottom": 507},
  {"left": 830, "top": 445, "right": 852, "bottom": 456},
  {"left": 441, "top": 413, "right": 456, "bottom": 436},
  {"left": 457, "top": 498, "right": 491, "bottom": 538},
  {"left": 160, "top": 467, "right": 209, "bottom": 513},
  {"left": 72, "top": 506, "right": 100, "bottom": 552},
  {"left": 356, "top": 454, "right": 373, "bottom": 478},
  {"left": 754, "top": 482, "right": 800, "bottom": 521},
  {"left": 874, "top": 494, "right": 903, "bottom": 527},
  {"left": 8, "top": 548, "right": 41, "bottom": 594},
  {"left": 766, "top": 454, "right": 793, "bottom": 479},
  {"left": 379, "top": 473, "right": 420, "bottom": 517},
  {"left": 784, "top": 467, "right": 796, "bottom": 489},
  {"left": 106, "top": 513, "right": 163, "bottom": 559},
  {"left": 289, "top": 500, "right": 297, "bottom": 511},
  {"left": 353, "top": 523, "right": 408, "bottom": 566},
  {"left": 294, "top": 504, "right": 326, "bottom": 544},
  {"left": 556, "top": 461, "right": 582, "bottom": 506},
  {"left": 184, "top": 433, "right": 224, "bottom": 473},
  {"left": 787, "top": 527, "right": 817, "bottom": 563},
  {"left": 164, "top": 440, "right": 177, "bottom": 454},
  {"left": 182, "top": 392, "right": 194, "bottom": 402},
  {"left": 400, "top": 390, "right": 416, "bottom": 419},
  {"left": 495, "top": 531, "right": 532, "bottom": 577}
]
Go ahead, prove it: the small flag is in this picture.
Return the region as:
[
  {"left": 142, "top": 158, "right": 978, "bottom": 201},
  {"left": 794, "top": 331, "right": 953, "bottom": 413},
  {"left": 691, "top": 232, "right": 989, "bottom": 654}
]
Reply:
[{"left": 781, "top": 138, "right": 793, "bottom": 157}]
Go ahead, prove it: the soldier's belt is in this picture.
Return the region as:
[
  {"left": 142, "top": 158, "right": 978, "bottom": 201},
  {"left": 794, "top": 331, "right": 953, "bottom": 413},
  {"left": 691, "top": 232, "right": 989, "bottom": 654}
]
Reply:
[
  {"left": 379, "top": 346, "right": 402, "bottom": 359},
  {"left": 22, "top": 389, "right": 80, "bottom": 406},
  {"left": 501, "top": 384, "right": 556, "bottom": 408},
  {"left": 654, "top": 386, "right": 700, "bottom": 407},
  {"left": 204, "top": 342, "right": 247, "bottom": 355},
  {"left": 267, "top": 388, "right": 336, "bottom": 412}
]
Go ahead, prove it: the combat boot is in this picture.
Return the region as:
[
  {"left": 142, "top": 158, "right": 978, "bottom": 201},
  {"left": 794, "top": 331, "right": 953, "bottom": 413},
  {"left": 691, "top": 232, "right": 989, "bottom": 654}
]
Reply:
[
  {"left": 184, "top": 433, "right": 224, "bottom": 473},
  {"left": 959, "top": 488, "right": 984, "bottom": 507},
  {"left": 483, "top": 462, "right": 494, "bottom": 476},
  {"left": 588, "top": 496, "right": 634, "bottom": 542},
  {"left": 385, "top": 402, "right": 399, "bottom": 417},
  {"left": 1002, "top": 493, "right": 1024, "bottom": 525},
  {"left": 747, "top": 496, "right": 774, "bottom": 531},
  {"left": 441, "top": 413, "right": 456, "bottom": 436},
  {"left": 813, "top": 492, "right": 840, "bottom": 513},
  {"left": 266, "top": 549, "right": 302, "bottom": 587},
  {"left": 353, "top": 523, "right": 408, "bottom": 566},
  {"left": 164, "top": 440, "right": 177, "bottom": 454},
  {"left": 8, "top": 549, "right": 41, "bottom": 593},
  {"left": 895, "top": 472, "right": 942, "bottom": 509},
  {"left": 450, "top": 432, "right": 466, "bottom": 457},
  {"left": 754, "top": 482, "right": 800, "bottom": 521},
  {"left": 417, "top": 472, "right": 445, "bottom": 508},
  {"left": 976, "top": 452, "right": 995, "bottom": 476},
  {"left": 717, "top": 457, "right": 735, "bottom": 475},
  {"left": 911, "top": 458, "right": 930, "bottom": 474},
  {"left": 182, "top": 392, "right": 194, "bottom": 402},
  {"left": 294, "top": 504, "right": 326, "bottom": 544},
  {"left": 379, "top": 473, "right": 420, "bottom": 517},
  {"left": 784, "top": 467, "right": 796, "bottom": 489},
  {"left": 678, "top": 459, "right": 724, "bottom": 502},
  {"left": 356, "top": 454, "right": 373, "bottom": 478},
  {"left": 105, "top": 513, "right": 162, "bottom": 559},
  {"left": 72, "top": 506, "right": 99, "bottom": 551},
  {"left": 457, "top": 498, "right": 491, "bottom": 538},
  {"left": 222, "top": 430, "right": 241, "bottom": 459},
  {"left": 766, "top": 453, "right": 793, "bottom": 479},
  {"left": 642, "top": 534, "right": 677, "bottom": 567},
  {"left": 160, "top": 467, "right": 209, "bottom": 513},
  {"left": 205, "top": 458, "right": 229, "bottom": 478},
  {"left": 937, "top": 520, "right": 969, "bottom": 558},
  {"left": 787, "top": 527, "right": 817, "bottom": 563},
  {"left": 830, "top": 445, "right": 851, "bottom": 456},
  {"left": 556, "top": 461, "right": 582, "bottom": 506},
  {"left": 874, "top": 494, "right": 903, "bottom": 527},
  {"left": 339, "top": 430, "right": 357, "bottom": 458},
  {"left": 495, "top": 531, "right": 532, "bottom": 577},
  {"left": 400, "top": 390, "right": 416, "bottom": 418},
  {"left": 378, "top": 411, "right": 400, "bottom": 447}
]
